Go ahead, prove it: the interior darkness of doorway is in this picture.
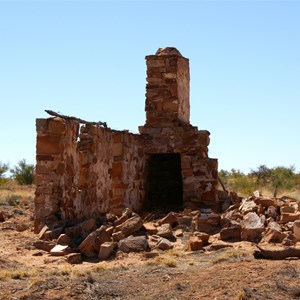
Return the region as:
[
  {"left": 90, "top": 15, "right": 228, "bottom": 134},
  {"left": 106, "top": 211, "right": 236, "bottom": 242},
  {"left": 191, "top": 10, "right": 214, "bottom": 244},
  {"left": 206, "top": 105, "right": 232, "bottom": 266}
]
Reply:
[{"left": 145, "top": 153, "right": 183, "bottom": 211}]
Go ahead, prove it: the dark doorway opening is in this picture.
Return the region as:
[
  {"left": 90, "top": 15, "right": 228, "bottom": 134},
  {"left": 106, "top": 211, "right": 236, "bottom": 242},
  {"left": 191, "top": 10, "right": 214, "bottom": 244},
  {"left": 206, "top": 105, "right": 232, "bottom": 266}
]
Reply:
[{"left": 146, "top": 153, "right": 183, "bottom": 211}]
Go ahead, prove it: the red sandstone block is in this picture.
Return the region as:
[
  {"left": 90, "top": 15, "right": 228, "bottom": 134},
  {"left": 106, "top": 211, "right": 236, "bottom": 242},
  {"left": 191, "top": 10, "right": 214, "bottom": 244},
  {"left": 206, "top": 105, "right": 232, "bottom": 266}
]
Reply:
[
  {"left": 47, "top": 118, "right": 67, "bottom": 135},
  {"left": 36, "top": 119, "right": 48, "bottom": 134},
  {"left": 112, "top": 162, "right": 123, "bottom": 177},
  {"left": 163, "top": 101, "right": 178, "bottom": 112},
  {"left": 37, "top": 135, "right": 61, "bottom": 155},
  {"left": 113, "top": 133, "right": 123, "bottom": 143}
]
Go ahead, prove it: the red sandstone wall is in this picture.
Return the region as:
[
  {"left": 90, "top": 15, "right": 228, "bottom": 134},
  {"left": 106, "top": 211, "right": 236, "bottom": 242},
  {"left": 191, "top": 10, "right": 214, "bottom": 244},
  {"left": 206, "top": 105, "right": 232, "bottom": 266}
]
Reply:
[
  {"left": 35, "top": 118, "right": 146, "bottom": 229},
  {"left": 35, "top": 118, "right": 79, "bottom": 228}
]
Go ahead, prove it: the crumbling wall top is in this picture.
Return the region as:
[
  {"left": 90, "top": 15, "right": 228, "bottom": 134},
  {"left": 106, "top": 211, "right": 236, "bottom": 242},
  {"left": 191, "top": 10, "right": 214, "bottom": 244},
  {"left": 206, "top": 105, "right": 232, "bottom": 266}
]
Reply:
[{"left": 155, "top": 47, "right": 183, "bottom": 57}]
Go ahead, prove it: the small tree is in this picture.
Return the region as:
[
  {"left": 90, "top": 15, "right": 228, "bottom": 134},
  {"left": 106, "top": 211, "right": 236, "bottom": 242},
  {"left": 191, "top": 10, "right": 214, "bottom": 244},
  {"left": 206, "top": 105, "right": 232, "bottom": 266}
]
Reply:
[
  {"left": 0, "top": 161, "right": 9, "bottom": 185},
  {"left": 11, "top": 159, "right": 35, "bottom": 185},
  {"left": 0, "top": 161, "right": 9, "bottom": 178},
  {"left": 249, "top": 165, "right": 272, "bottom": 187},
  {"left": 269, "top": 166, "right": 296, "bottom": 197}
]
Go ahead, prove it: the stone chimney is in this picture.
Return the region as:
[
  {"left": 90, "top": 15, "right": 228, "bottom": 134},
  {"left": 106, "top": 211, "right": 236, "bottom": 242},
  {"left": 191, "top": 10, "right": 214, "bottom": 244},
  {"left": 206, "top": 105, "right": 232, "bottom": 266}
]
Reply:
[{"left": 144, "top": 47, "right": 190, "bottom": 127}]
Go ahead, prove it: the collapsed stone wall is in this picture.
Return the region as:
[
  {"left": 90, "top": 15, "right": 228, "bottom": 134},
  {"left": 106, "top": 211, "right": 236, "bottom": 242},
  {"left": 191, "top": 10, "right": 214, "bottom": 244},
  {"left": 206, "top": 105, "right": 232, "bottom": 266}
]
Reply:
[
  {"left": 35, "top": 120, "right": 146, "bottom": 230},
  {"left": 35, "top": 47, "right": 219, "bottom": 231}
]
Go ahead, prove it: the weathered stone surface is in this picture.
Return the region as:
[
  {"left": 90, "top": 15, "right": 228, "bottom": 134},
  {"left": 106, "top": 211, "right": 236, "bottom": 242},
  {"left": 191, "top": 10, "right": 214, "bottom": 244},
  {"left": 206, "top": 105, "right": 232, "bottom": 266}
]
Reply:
[
  {"left": 282, "top": 233, "right": 297, "bottom": 246},
  {"left": 114, "top": 214, "right": 129, "bottom": 226},
  {"left": 261, "top": 228, "right": 287, "bottom": 243},
  {"left": 79, "top": 226, "right": 111, "bottom": 257},
  {"left": 280, "top": 213, "right": 300, "bottom": 224},
  {"left": 157, "top": 238, "right": 173, "bottom": 250},
  {"left": 158, "top": 213, "right": 177, "bottom": 226},
  {"left": 0, "top": 211, "right": 5, "bottom": 222},
  {"left": 280, "top": 205, "right": 297, "bottom": 214},
  {"left": 143, "top": 222, "right": 158, "bottom": 235},
  {"left": 50, "top": 244, "right": 70, "bottom": 256},
  {"left": 15, "top": 223, "right": 30, "bottom": 232},
  {"left": 38, "top": 225, "right": 49, "bottom": 239},
  {"left": 112, "top": 231, "right": 125, "bottom": 242},
  {"left": 267, "top": 221, "right": 282, "bottom": 232},
  {"left": 265, "top": 206, "right": 278, "bottom": 219},
  {"left": 193, "top": 213, "right": 220, "bottom": 234},
  {"left": 194, "top": 232, "right": 210, "bottom": 245},
  {"left": 293, "top": 220, "right": 300, "bottom": 241},
  {"left": 99, "top": 242, "right": 116, "bottom": 260},
  {"left": 187, "top": 236, "right": 203, "bottom": 251},
  {"left": 156, "top": 224, "right": 173, "bottom": 239},
  {"left": 116, "top": 215, "right": 143, "bottom": 237},
  {"left": 177, "top": 215, "right": 192, "bottom": 227},
  {"left": 65, "top": 219, "right": 96, "bottom": 239},
  {"left": 220, "top": 225, "right": 241, "bottom": 241},
  {"left": 254, "top": 198, "right": 277, "bottom": 207},
  {"left": 33, "top": 240, "right": 55, "bottom": 252},
  {"left": 66, "top": 253, "right": 82, "bottom": 264},
  {"left": 118, "top": 236, "right": 150, "bottom": 253},
  {"left": 241, "top": 212, "right": 264, "bottom": 242},
  {"left": 42, "top": 227, "right": 64, "bottom": 241},
  {"left": 174, "top": 228, "right": 184, "bottom": 237},
  {"left": 239, "top": 200, "right": 257, "bottom": 214},
  {"left": 57, "top": 234, "right": 74, "bottom": 246}
]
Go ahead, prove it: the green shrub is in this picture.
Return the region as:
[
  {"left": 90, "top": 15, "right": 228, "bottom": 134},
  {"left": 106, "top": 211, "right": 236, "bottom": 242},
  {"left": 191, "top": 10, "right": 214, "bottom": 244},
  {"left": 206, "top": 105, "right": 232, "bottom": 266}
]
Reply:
[{"left": 10, "top": 159, "right": 35, "bottom": 185}]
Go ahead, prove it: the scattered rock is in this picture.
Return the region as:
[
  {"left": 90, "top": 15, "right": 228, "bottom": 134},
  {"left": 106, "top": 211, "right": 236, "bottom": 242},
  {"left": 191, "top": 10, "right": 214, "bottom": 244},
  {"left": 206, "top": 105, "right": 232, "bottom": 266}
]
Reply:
[
  {"left": 143, "top": 222, "right": 158, "bottom": 235},
  {"left": 143, "top": 251, "right": 159, "bottom": 259},
  {"left": 265, "top": 206, "right": 278, "bottom": 220},
  {"left": 158, "top": 212, "right": 177, "bottom": 226},
  {"left": 112, "top": 231, "right": 125, "bottom": 242},
  {"left": 0, "top": 211, "right": 5, "bottom": 222},
  {"left": 115, "top": 215, "right": 143, "bottom": 237},
  {"left": 99, "top": 242, "right": 116, "bottom": 260},
  {"left": 241, "top": 212, "right": 264, "bottom": 242},
  {"left": 177, "top": 215, "right": 192, "bottom": 227},
  {"left": 280, "top": 205, "right": 296, "bottom": 214},
  {"left": 157, "top": 238, "right": 173, "bottom": 250},
  {"left": 157, "top": 224, "right": 173, "bottom": 239},
  {"left": 174, "top": 228, "right": 184, "bottom": 237},
  {"left": 261, "top": 228, "right": 287, "bottom": 244},
  {"left": 254, "top": 197, "right": 277, "bottom": 208},
  {"left": 194, "top": 232, "right": 210, "bottom": 245},
  {"left": 33, "top": 240, "right": 56, "bottom": 252},
  {"left": 79, "top": 226, "right": 111, "bottom": 257},
  {"left": 220, "top": 225, "right": 241, "bottom": 241},
  {"left": 15, "top": 223, "right": 30, "bottom": 232},
  {"left": 267, "top": 221, "right": 282, "bottom": 232},
  {"left": 279, "top": 213, "right": 300, "bottom": 224},
  {"left": 118, "top": 236, "right": 150, "bottom": 253},
  {"left": 66, "top": 253, "right": 82, "bottom": 264},
  {"left": 293, "top": 220, "right": 300, "bottom": 241},
  {"left": 114, "top": 214, "right": 129, "bottom": 226},
  {"left": 282, "top": 233, "right": 297, "bottom": 246},
  {"left": 239, "top": 200, "right": 257, "bottom": 214},
  {"left": 57, "top": 234, "right": 74, "bottom": 246},
  {"left": 187, "top": 236, "right": 203, "bottom": 251},
  {"left": 206, "top": 242, "right": 234, "bottom": 251},
  {"left": 65, "top": 218, "right": 96, "bottom": 239},
  {"left": 42, "top": 227, "right": 64, "bottom": 240},
  {"left": 38, "top": 225, "right": 49, "bottom": 239},
  {"left": 50, "top": 244, "right": 70, "bottom": 256},
  {"left": 32, "top": 251, "right": 44, "bottom": 256}
]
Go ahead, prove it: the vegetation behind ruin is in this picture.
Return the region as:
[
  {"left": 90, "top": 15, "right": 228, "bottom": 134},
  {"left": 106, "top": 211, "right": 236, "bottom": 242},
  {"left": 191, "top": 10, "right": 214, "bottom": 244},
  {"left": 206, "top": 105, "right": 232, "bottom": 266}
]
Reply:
[{"left": 219, "top": 165, "right": 300, "bottom": 199}]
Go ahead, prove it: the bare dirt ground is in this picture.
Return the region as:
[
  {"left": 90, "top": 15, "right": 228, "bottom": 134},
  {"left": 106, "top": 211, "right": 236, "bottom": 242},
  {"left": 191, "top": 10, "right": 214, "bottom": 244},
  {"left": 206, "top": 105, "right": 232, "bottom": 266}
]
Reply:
[{"left": 1, "top": 186, "right": 300, "bottom": 300}]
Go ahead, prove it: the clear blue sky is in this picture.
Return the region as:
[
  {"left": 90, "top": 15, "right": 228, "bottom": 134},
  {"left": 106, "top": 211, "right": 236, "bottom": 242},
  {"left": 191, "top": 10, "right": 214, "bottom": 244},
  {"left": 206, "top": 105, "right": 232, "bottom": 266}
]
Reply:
[{"left": 0, "top": 0, "right": 299, "bottom": 173}]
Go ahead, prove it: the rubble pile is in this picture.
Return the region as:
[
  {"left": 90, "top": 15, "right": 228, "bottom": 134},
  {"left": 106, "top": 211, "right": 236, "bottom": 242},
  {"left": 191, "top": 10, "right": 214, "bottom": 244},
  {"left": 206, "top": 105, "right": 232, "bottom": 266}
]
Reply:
[
  {"left": 32, "top": 192, "right": 300, "bottom": 264},
  {"left": 221, "top": 193, "right": 300, "bottom": 246}
]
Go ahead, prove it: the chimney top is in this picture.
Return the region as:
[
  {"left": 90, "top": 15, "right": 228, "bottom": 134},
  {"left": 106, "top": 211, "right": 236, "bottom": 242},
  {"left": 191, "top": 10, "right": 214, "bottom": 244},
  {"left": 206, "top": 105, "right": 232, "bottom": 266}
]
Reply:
[{"left": 155, "top": 47, "right": 182, "bottom": 57}]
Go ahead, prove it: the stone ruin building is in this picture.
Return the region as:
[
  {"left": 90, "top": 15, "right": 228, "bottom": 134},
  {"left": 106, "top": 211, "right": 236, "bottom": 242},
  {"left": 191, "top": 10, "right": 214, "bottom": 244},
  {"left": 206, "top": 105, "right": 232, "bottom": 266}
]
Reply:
[{"left": 34, "top": 47, "right": 218, "bottom": 231}]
